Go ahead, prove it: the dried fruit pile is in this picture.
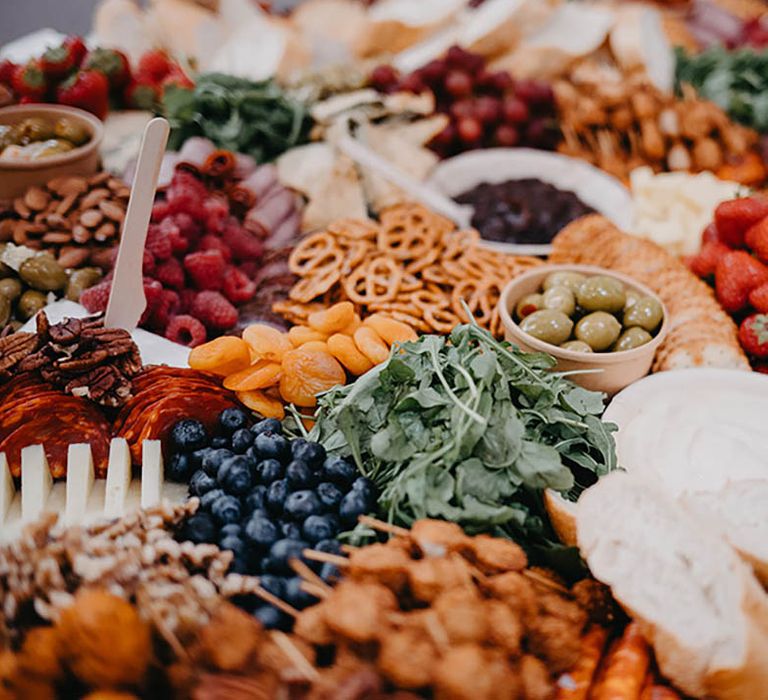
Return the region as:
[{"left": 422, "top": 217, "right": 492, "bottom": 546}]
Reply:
[{"left": 369, "top": 45, "right": 559, "bottom": 157}]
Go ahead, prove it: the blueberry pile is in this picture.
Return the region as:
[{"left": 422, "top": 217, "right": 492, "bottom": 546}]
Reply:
[{"left": 166, "top": 408, "right": 376, "bottom": 629}]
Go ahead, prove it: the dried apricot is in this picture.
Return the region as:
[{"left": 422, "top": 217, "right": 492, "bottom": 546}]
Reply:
[
  {"left": 364, "top": 314, "right": 418, "bottom": 345},
  {"left": 188, "top": 337, "right": 251, "bottom": 377},
  {"left": 327, "top": 333, "right": 373, "bottom": 375},
  {"left": 339, "top": 312, "right": 362, "bottom": 336},
  {"left": 237, "top": 389, "right": 285, "bottom": 420},
  {"left": 242, "top": 324, "right": 293, "bottom": 362},
  {"left": 353, "top": 326, "right": 390, "bottom": 365},
  {"left": 280, "top": 347, "right": 346, "bottom": 407},
  {"left": 298, "top": 340, "right": 329, "bottom": 354},
  {"left": 308, "top": 302, "right": 355, "bottom": 334},
  {"left": 288, "top": 325, "right": 328, "bottom": 347},
  {"left": 224, "top": 360, "right": 282, "bottom": 391}
]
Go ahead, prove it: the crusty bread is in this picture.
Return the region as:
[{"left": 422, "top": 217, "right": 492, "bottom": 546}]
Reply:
[{"left": 577, "top": 472, "right": 768, "bottom": 700}]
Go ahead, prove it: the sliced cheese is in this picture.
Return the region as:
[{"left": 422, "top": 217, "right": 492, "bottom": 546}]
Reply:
[
  {"left": 0, "top": 453, "right": 14, "bottom": 525},
  {"left": 141, "top": 440, "right": 164, "bottom": 509},
  {"left": 104, "top": 438, "right": 131, "bottom": 518},
  {"left": 20, "top": 445, "right": 52, "bottom": 523},
  {"left": 65, "top": 444, "right": 94, "bottom": 526}
]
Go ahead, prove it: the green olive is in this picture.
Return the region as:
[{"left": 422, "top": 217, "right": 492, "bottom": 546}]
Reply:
[
  {"left": 54, "top": 118, "right": 89, "bottom": 146},
  {"left": 575, "top": 311, "right": 622, "bottom": 351},
  {"left": 543, "top": 271, "right": 587, "bottom": 294},
  {"left": 0, "top": 277, "right": 22, "bottom": 302},
  {"left": 515, "top": 293, "right": 544, "bottom": 321},
  {"left": 0, "top": 261, "right": 12, "bottom": 279},
  {"left": 623, "top": 296, "right": 663, "bottom": 332},
  {"left": 560, "top": 340, "right": 593, "bottom": 353},
  {"left": 520, "top": 309, "right": 574, "bottom": 346},
  {"left": 624, "top": 289, "right": 641, "bottom": 310},
  {"left": 65, "top": 267, "right": 102, "bottom": 301},
  {"left": 542, "top": 285, "right": 576, "bottom": 316},
  {"left": 36, "top": 139, "right": 74, "bottom": 158},
  {"left": 17, "top": 290, "right": 47, "bottom": 320},
  {"left": 18, "top": 117, "right": 55, "bottom": 143},
  {"left": 19, "top": 255, "right": 67, "bottom": 292},
  {"left": 614, "top": 327, "right": 653, "bottom": 352},
  {"left": 576, "top": 275, "right": 626, "bottom": 313},
  {"left": 0, "top": 294, "right": 9, "bottom": 327}
]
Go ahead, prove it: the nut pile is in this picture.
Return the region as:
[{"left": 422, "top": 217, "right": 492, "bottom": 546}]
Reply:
[{"left": 0, "top": 172, "right": 128, "bottom": 270}]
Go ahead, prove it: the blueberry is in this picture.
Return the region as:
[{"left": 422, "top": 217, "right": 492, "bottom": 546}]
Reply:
[
  {"left": 220, "top": 523, "right": 242, "bottom": 537},
  {"left": 231, "top": 428, "right": 254, "bottom": 454},
  {"left": 219, "top": 407, "right": 248, "bottom": 434},
  {"left": 179, "top": 512, "right": 216, "bottom": 544},
  {"left": 252, "top": 418, "right": 282, "bottom": 436},
  {"left": 320, "top": 562, "right": 341, "bottom": 584},
  {"left": 211, "top": 436, "right": 230, "bottom": 449},
  {"left": 244, "top": 514, "right": 279, "bottom": 549},
  {"left": 199, "top": 488, "right": 226, "bottom": 512},
  {"left": 243, "top": 485, "right": 267, "bottom": 514},
  {"left": 291, "top": 440, "right": 326, "bottom": 469},
  {"left": 284, "top": 490, "right": 322, "bottom": 521},
  {"left": 189, "top": 469, "right": 217, "bottom": 497},
  {"left": 170, "top": 419, "right": 208, "bottom": 453},
  {"left": 258, "top": 575, "right": 286, "bottom": 599},
  {"left": 189, "top": 448, "right": 210, "bottom": 470},
  {"left": 302, "top": 514, "right": 336, "bottom": 543},
  {"left": 267, "top": 538, "right": 308, "bottom": 575},
  {"left": 316, "top": 482, "right": 343, "bottom": 512},
  {"left": 284, "top": 576, "right": 318, "bottom": 609},
  {"left": 352, "top": 476, "right": 376, "bottom": 503},
  {"left": 202, "top": 449, "right": 231, "bottom": 477},
  {"left": 339, "top": 490, "right": 369, "bottom": 526},
  {"left": 254, "top": 431, "right": 289, "bottom": 462},
  {"left": 280, "top": 521, "right": 302, "bottom": 540},
  {"left": 230, "top": 556, "right": 251, "bottom": 575},
  {"left": 266, "top": 479, "right": 289, "bottom": 515},
  {"left": 285, "top": 460, "right": 314, "bottom": 489},
  {"left": 254, "top": 604, "right": 290, "bottom": 631},
  {"left": 255, "top": 459, "right": 284, "bottom": 485},
  {"left": 217, "top": 456, "right": 253, "bottom": 495},
  {"left": 315, "top": 538, "right": 343, "bottom": 555},
  {"left": 322, "top": 455, "right": 357, "bottom": 487},
  {"left": 167, "top": 453, "right": 192, "bottom": 482},
  {"left": 211, "top": 494, "right": 242, "bottom": 525},
  {"left": 219, "top": 535, "right": 247, "bottom": 558}
]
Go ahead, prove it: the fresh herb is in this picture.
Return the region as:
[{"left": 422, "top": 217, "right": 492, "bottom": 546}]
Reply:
[
  {"left": 309, "top": 322, "right": 617, "bottom": 570},
  {"left": 676, "top": 46, "right": 768, "bottom": 133},
  {"left": 162, "top": 73, "right": 311, "bottom": 161}
]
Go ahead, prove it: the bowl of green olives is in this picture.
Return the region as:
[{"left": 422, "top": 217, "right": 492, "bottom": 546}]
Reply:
[
  {"left": 0, "top": 104, "right": 103, "bottom": 201},
  {"left": 499, "top": 264, "right": 668, "bottom": 395}
]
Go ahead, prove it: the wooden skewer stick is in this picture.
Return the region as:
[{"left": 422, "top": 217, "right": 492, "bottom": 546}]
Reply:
[
  {"left": 340, "top": 544, "right": 358, "bottom": 554},
  {"left": 358, "top": 515, "right": 410, "bottom": 537},
  {"left": 300, "top": 581, "right": 330, "bottom": 599},
  {"left": 270, "top": 631, "right": 320, "bottom": 682},
  {"left": 290, "top": 557, "right": 332, "bottom": 592},
  {"left": 302, "top": 549, "right": 350, "bottom": 567},
  {"left": 523, "top": 569, "right": 571, "bottom": 596},
  {"left": 253, "top": 585, "right": 300, "bottom": 618}
]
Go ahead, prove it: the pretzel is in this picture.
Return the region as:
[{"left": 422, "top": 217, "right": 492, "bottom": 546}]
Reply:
[
  {"left": 289, "top": 232, "right": 340, "bottom": 275},
  {"left": 423, "top": 305, "right": 460, "bottom": 333},
  {"left": 327, "top": 217, "right": 379, "bottom": 241},
  {"left": 289, "top": 265, "right": 342, "bottom": 303},
  {"left": 411, "top": 288, "right": 450, "bottom": 311},
  {"left": 342, "top": 255, "right": 402, "bottom": 304}
]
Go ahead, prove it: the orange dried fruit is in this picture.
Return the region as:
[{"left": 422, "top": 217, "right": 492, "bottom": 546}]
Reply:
[
  {"left": 242, "top": 324, "right": 293, "bottom": 362},
  {"left": 223, "top": 360, "right": 282, "bottom": 391},
  {"left": 364, "top": 314, "right": 418, "bottom": 345},
  {"left": 298, "top": 340, "right": 329, "bottom": 354},
  {"left": 188, "top": 337, "right": 251, "bottom": 377},
  {"left": 327, "top": 333, "right": 374, "bottom": 375},
  {"left": 280, "top": 347, "right": 346, "bottom": 407},
  {"left": 308, "top": 301, "right": 355, "bottom": 334},
  {"left": 339, "top": 312, "right": 362, "bottom": 336},
  {"left": 288, "top": 325, "right": 328, "bottom": 347},
  {"left": 354, "top": 326, "right": 390, "bottom": 365},
  {"left": 237, "top": 389, "right": 285, "bottom": 420}
]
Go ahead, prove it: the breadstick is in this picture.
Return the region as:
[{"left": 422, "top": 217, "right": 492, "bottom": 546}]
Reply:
[
  {"left": 590, "top": 623, "right": 650, "bottom": 700},
  {"left": 555, "top": 625, "right": 609, "bottom": 699}
]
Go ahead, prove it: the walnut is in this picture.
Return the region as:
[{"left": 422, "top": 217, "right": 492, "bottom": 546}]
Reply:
[{"left": 57, "top": 589, "right": 151, "bottom": 688}]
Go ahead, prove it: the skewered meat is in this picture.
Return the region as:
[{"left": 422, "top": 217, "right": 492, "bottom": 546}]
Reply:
[
  {"left": 407, "top": 555, "right": 473, "bottom": 602},
  {"left": 433, "top": 588, "right": 488, "bottom": 645},
  {"left": 324, "top": 582, "right": 397, "bottom": 643},
  {"left": 410, "top": 520, "right": 469, "bottom": 557},
  {"left": 378, "top": 628, "right": 437, "bottom": 688},
  {"left": 520, "top": 654, "right": 556, "bottom": 700},
  {"left": 433, "top": 645, "right": 519, "bottom": 700},
  {"left": 347, "top": 543, "right": 411, "bottom": 591},
  {"left": 469, "top": 535, "right": 527, "bottom": 574}
]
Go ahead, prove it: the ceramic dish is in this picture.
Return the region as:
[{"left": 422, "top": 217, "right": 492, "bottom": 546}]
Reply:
[
  {"left": 427, "top": 148, "right": 632, "bottom": 255},
  {"left": 498, "top": 263, "right": 669, "bottom": 395}
]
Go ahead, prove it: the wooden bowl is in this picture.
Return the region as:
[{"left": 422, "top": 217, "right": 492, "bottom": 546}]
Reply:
[
  {"left": 0, "top": 104, "right": 103, "bottom": 202},
  {"left": 498, "top": 264, "right": 669, "bottom": 396}
]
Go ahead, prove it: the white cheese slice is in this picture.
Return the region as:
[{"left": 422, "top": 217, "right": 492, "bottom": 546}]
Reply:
[
  {"left": 104, "top": 438, "right": 131, "bottom": 518},
  {"left": 20, "top": 445, "right": 52, "bottom": 523},
  {"left": 141, "top": 440, "right": 164, "bottom": 509},
  {"left": 0, "top": 453, "right": 14, "bottom": 524},
  {"left": 65, "top": 444, "right": 94, "bottom": 526}
]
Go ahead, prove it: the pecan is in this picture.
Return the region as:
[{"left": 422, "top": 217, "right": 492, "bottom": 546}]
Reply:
[
  {"left": 55, "top": 348, "right": 111, "bottom": 371},
  {"left": 0, "top": 332, "right": 38, "bottom": 374},
  {"left": 46, "top": 316, "right": 81, "bottom": 344},
  {"left": 65, "top": 365, "right": 132, "bottom": 407}
]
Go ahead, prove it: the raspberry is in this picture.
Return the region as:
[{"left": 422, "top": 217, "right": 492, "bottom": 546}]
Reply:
[
  {"left": 149, "top": 289, "right": 181, "bottom": 331},
  {"left": 222, "top": 219, "right": 263, "bottom": 262},
  {"left": 139, "top": 278, "right": 164, "bottom": 324},
  {"left": 165, "top": 314, "right": 207, "bottom": 347},
  {"left": 151, "top": 199, "right": 171, "bottom": 222},
  {"left": 80, "top": 281, "right": 112, "bottom": 313},
  {"left": 184, "top": 249, "right": 226, "bottom": 290},
  {"left": 155, "top": 257, "right": 185, "bottom": 289},
  {"left": 160, "top": 217, "right": 189, "bottom": 254},
  {"left": 167, "top": 172, "right": 207, "bottom": 220},
  {"left": 191, "top": 290, "right": 238, "bottom": 330},
  {"left": 178, "top": 289, "right": 197, "bottom": 313},
  {"left": 199, "top": 234, "right": 232, "bottom": 262},
  {"left": 143, "top": 249, "right": 156, "bottom": 276},
  {"left": 145, "top": 224, "right": 172, "bottom": 261},
  {"left": 171, "top": 211, "right": 200, "bottom": 240},
  {"left": 203, "top": 196, "right": 229, "bottom": 234},
  {"left": 223, "top": 265, "right": 256, "bottom": 304}
]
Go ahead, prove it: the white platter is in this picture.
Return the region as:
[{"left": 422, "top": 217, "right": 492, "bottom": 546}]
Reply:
[{"left": 427, "top": 148, "right": 632, "bottom": 256}]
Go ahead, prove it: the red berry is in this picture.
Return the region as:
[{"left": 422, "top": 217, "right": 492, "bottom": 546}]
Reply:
[
  {"left": 715, "top": 196, "right": 768, "bottom": 248},
  {"left": 701, "top": 222, "right": 720, "bottom": 245},
  {"left": 744, "top": 215, "right": 768, "bottom": 263},
  {"left": 139, "top": 278, "right": 164, "bottom": 325},
  {"left": 12, "top": 61, "right": 47, "bottom": 100},
  {"left": 145, "top": 225, "right": 173, "bottom": 261},
  {"left": 191, "top": 290, "right": 238, "bottom": 330},
  {"left": 739, "top": 313, "right": 768, "bottom": 358},
  {"left": 148, "top": 288, "right": 181, "bottom": 332},
  {"left": 494, "top": 124, "right": 519, "bottom": 148},
  {"left": 56, "top": 70, "right": 110, "bottom": 120},
  {"left": 450, "top": 99, "right": 475, "bottom": 121},
  {"left": 502, "top": 96, "right": 529, "bottom": 124},
  {"left": 165, "top": 314, "right": 207, "bottom": 347},
  {"left": 370, "top": 64, "right": 399, "bottom": 91},
  {"left": 155, "top": 257, "right": 186, "bottom": 289},
  {"left": 63, "top": 36, "right": 87, "bottom": 67},
  {"left": 515, "top": 79, "right": 554, "bottom": 105},
  {"left": 491, "top": 71, "right": 514, "bottom": 93},
  {"left": 184, "top": 249, "right": 226, "bottom": 291},
  {"left": 223, "top": 266, "right": 257, "bottom": 304},
  {"left": 80, "top": 281, "right": 112, "bottom": 313},
  {"left": 203, "top": 196, "right": 229, "bottom": 234},
  {"left": 420, "top": 60, "right": 447, "bottom": 85},
  {"left": 457, "top": 117, "right": 483, "bottom": 144},
  {"left": 445, "top": 71, "right": 473, "bottom": 98},
  {"left": 525, "top": 118, "right": 547, "bottom": 144},
  {"left": 0, "top": 60, "right": 16, "bottom": 85},
  {"left": 160, "top": 217, "right": 188, "bottom": 254},
  {"left": 474, "top": 96, "right": 502, "bottom": 125},
  {"left": 151, "top": 200, "right": 171, "bottom": 222},
  {"left": 170, "top": 211, "right": 200, "bottom": 240},
  {"left": 687, "top": 239, "right": 730, "bottom": 278},
  {"left": 715, "top": 250, "right": 768, "bottom": 313},
  {"left": 137, "top": 49, "right": 173, "bottom": 83},
  {"left": 445, "top": 45, "right": 482, "bottom": 72},
  {"left": 142, "top": 249, "right": 156, "bottom": 276},
  {"left": 399, "top": 73, "right": 426, "bottom": 94},
  {"left": 749, "top": 283, "right": 768, "bottom": 313},
  {"left": 178, "top": 289, "right": 197, "bottom": 313},
  {"left": 199, "top": 234, "right": 233, "bottom": 262},
  {"left": 431, "top": 123, "right": 457, "bottom": 148}
]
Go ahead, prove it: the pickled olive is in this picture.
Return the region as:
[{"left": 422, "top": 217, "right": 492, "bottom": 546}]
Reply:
[
  {"left": 576, "top": 275, "right": 626, "bottom": 313},
  {"left": 542, "top": 285, "right": 575, "bottom": 316},
  {"left": 560, "top": 340, "right": 593, "bottom": 353},
  {"left": 575, "top": 312, "right": 621, "bottom": 351},
  {"left": 19, "top": 256, "right": 67, "bottom": 292},
  {"left": 36, "top": 139, "right": 74, "bottom": 158},
  {"left": 614, "top": 327, "right": 652, "bottom": 352},
  {"left": 65, "top": 267, "right": 102, "bottom": 301},
  {"left": 519, "top": 310, "right": 573, "bottom": 346},
  {"left": 18, "top": 117, "right": 55, "bottom": 143},
  {"left": 543, "top": 271, "right": 586, "bottom": 294},
  {"left": 0, "top": 294, "right": 9, "bottom": 327},
  {"left": 54, "top": 118, "right": 89, "bottom": 146},
  {"left": 0, "top": 277, "right": 22, "bottom": 302},
  {"left": 17, "top": 290, "right": 47, "bottom": 320},
  {"left": 623, "top": 296, "right": 663, "bottom": 332},
  {"left": 515, "top": 293, "right": 544, "bottom": 320},
  {"left": 624, "top": 289, "right": 641, "bottom": 310}
]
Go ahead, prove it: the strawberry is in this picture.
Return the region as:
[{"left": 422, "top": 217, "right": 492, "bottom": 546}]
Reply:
[
  {"left": 160, "top": 68, "right": 193, "bottom": 95},
  {"left": 40, "top": 44, "right": 75, "bottom": 80},
  {"left": 739, "top": 314, "right": 768, "bottom": 358},
  {"left": 123, "top": 79, "right": 160, "bottom": 110},
  {"left": 687, "top": 239, "right": 730, "bottom": 278},
  {"left": 62, "top": 36, "right": 87, "bottom": 67},
  {"left": 56, "top": 70, "right": 109, "bottom": 119},
  {"left": 715, "top": 250, "right": 768, "bottom": 313},
  {"left": 714, "top": 196, "right": 768, "bottom": 248},
  {"left": 137, "top": 50, "right": 173, "bottom": 83},
  {"left": 0, "top": 60, "right": 17, "bottom": 86},
  {"left": 749, "top": 283, "right": 768, "bottom": 313},
  {"left": 82, "top": 47, "right": 131, "bottom": 89},
  {"left": 701, "top": 222, "right": 720, "bottom": 245},
  {"left": 744, "top": 215, "right": 768, "bottom": 263},
  {"left": 11, "top": 60, "right": 47, "bottom": 100}
]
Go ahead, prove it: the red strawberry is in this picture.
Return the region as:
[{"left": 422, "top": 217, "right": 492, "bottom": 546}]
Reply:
[
  {"left": 137, "top": 50, "right": 173, "bottom": 83},
  {"left": 701, "top": 222, "right": 720, "bottom": 245},
  {"left": 56, "top": 70, "right": 109, "bottom": 119},
  {"left": 715, "top": 250, "right": 768, "bottom": 313},
  {"left": 160, "top": 68, "right": 193, "bottom": 95},
  {"left": 739, "top": 314, "right": 768, "bottom": 358},
  {"left": 62, "top": 36, "right": 88, "bottom": 66},
  {"left": 714, "top": 196, "right": 768, "bottom": 248},
  {"left": 0, "top": 60, "right": 17, "bottom": 86},
  {"left": 11, "top": 61, "right": 47, "bottom": 100},
  {"left": 40, "top": 44, "right": 75, "bottom": 80},
  {"left": 83, "top": 47, "right": 131, "bottom": 89},
  {"left": 749, "top": 283, "right": 768, "bottom": 313},
  {"left": 744, "top": 216, "right": 768, "bottom": 263},
  {"left": 687, "top": 240, "right": 730, "bottom": 278},
  {"left": 123, "top": 79, "right": 160, "bottom": 110}
]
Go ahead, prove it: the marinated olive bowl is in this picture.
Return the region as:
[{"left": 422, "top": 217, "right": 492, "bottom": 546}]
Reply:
[
  {"left": 0, "top": 104, "right": 103, "bottom": 201},
  {"left": 499, "top": 264, "right": 669, "bottom": 395}
]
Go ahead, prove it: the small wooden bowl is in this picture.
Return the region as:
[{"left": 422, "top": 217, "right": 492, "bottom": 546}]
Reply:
[
  {"left": 0, "top": 104, "right": 103, "bottom": 202},
  {"left": 498, "top": 264, "right": 669, "bottom": 396}
]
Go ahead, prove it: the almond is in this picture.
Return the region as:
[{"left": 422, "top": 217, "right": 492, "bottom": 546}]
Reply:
[
  {"left": 94, "top": 222, "right": 116, "bottom": 242},
  {"left": 45, "top": 213, "right": 69, "bottom": 229},
  {"left": 24, "top": 186, "right": 50, "bottom": 212},
  {"left": 56, "top": 193, "right": 78, "bottom": 217},
  {"left": 87, "top": 172, "right": 111, "bottom": 186},
  {"left": 55, "top": 176, "right": 88, "bottom": 197},
  {"left": 98, "top": 200, "right": 125, "bottom": 223},
  {"left": 12, "top": 222, "right": 29, "bottom": 245},
  {"left": 42, "top": 232, "right": 72, "bottom": 244},
  {"left": 80, "top": 188, "right": 110, "bottom": 210},
  {"left": 80, "top": 210, "right": 104, "bottom": 229},
  {"left": 107, "top": 178, "right": 125, "bottom": 192},
  {"left": 71, "top": 225, "right": 92, "bottom": 244},
  {"left": 58, "top": 247, "right": 90, "bottom": 269}
]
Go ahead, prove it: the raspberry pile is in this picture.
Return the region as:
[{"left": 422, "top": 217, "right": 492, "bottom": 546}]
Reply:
[{"left": 81, "top": 169, "right": 263, "bottom": 346}]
